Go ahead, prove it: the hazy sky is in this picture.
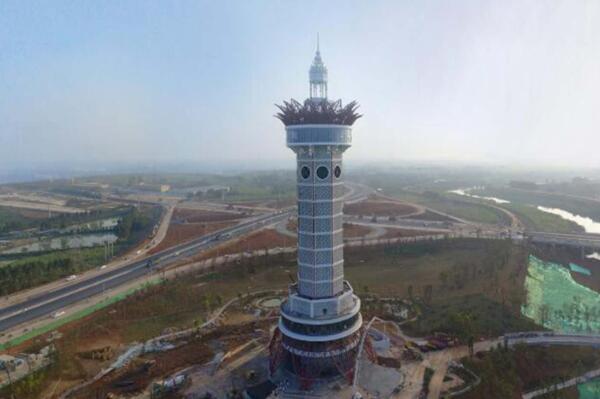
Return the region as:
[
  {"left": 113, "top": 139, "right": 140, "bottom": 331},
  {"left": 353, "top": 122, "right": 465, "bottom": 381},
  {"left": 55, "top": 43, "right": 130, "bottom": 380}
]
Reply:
[{"left": 1, "top": 1, "right": 599, "bottom": 169}]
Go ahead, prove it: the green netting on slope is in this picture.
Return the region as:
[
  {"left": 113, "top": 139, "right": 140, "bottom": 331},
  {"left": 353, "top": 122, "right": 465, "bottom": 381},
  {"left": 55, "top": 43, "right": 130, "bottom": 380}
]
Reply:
[
  {"left": 570, "top": 262, "right": 592, "bottom": 276},
  {"left": 521, "top": 256, "right": 600, "bottom": 333},
  {"left": 579, "top": 379, "right": 600, "bottom": 398}
]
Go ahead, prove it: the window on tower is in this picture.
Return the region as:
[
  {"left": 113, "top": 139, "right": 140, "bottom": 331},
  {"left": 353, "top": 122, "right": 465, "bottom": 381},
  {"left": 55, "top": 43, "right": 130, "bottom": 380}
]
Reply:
[
  {"left": 334, "top": 166, "right": 341, "bottom": 178},
  {"left": 317, "top": 166, "right": 329, "bottom": 179},
  {"left": 301, "top": 166, "right": 311, "bottom": 179}
]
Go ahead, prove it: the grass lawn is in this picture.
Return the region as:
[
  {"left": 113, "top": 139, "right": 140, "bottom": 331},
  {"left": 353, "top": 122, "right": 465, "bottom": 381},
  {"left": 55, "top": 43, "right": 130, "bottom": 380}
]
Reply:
[
  {"left": 473, "top": 186, "right": 600, "bottom": 221},
  {"left": 403, "top": 295, "right": 539, "bottom": 338},
  {"left": 385, "top": 190, "right": 510, "bottom": 225},
  {"left": 501, "top": 203, "right": 582, "bottom": 233},
  {"left": 460, "top": 345, "right": 600, "bottom": 399}
]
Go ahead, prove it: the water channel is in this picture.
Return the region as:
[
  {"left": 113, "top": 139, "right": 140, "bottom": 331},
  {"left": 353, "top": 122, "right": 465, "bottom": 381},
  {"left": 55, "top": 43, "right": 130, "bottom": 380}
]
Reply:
[
  {"left": 447, "top": 187, "right": 511, "bottom": 204},
  {"left": 1, "top": 233, "right": 118, "bottom": 255},
  {"left": 537, "top": 206, "right": 600, "bottom": 234}
]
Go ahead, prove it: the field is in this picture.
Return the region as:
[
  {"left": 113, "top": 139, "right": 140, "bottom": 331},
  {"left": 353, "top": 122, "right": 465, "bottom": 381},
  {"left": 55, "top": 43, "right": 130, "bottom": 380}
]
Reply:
[
  {"left": 194, "top": 228, "right": 295, "bottom": 260},
  {"left": 501, "top": 203, "right": 583, "bottom": 233},
  {"left": 171, "top": 207, "right": 245, "bottom": 223},
  {"left": 0, "top": 205, "right": 49, "bottom": 233},
  {"left": 382, "top": 190, "right": 510, "bottom": 225},
  {"left": 5, "top": 238, "right": 533, "bottom": 397},
  {"left": 460, "top": 345, "right": 600, "bottom": 399},
  {"left": 149, "top": 220, "right": 237, "bottom": 253},
  {"left": 472, "top": 186, "right": 600, "bottom": 221},
  {"left": 343, "top": 223, "right": 373, "bottom": 238},
  {"left": 380, "top": 227, "right": 439, "bottom": 239},
  {"left": 344, "top": 198, "right": 420, "bottom": 217}
]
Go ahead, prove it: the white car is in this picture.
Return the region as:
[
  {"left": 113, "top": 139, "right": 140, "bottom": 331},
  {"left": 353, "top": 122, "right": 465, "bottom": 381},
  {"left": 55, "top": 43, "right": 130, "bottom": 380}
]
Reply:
[
  {"left": 52, "top": 311, "right": 66, "bottom": 319},
  {"left": 100, "top": 265, "right": 107, "bottom": 270},
  {"left": 66, "top": 275, "right": 77, "bottom": 281}
]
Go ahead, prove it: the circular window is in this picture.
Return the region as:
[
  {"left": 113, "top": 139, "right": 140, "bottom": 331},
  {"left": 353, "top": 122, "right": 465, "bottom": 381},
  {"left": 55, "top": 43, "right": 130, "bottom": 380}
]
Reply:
[
  {"left": 316, "top": 166, "right": 329, "bottom": 179},
  {"left": 334, "top": 166, "right": 342, "bottom": 178},
  {"left": 300, "top": 166, "right": 310, "bottom": 179}
]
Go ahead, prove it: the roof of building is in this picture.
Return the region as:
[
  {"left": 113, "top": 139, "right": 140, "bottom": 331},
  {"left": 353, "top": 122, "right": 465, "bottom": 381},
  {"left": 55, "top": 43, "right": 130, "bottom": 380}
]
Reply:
[{"left": 275, "top": 98, "right": 361, "bottom": 126}]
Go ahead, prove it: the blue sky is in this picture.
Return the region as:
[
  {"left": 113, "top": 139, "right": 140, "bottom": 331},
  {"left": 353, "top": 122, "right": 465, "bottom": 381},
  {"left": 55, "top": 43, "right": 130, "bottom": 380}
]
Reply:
[{"left": 1, "top": 1, "right": 600, "bottom": 169}]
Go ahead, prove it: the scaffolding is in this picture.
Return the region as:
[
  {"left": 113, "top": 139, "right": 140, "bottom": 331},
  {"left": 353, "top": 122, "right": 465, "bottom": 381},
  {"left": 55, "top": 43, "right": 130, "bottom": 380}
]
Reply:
[{"left": 269, "top": 326, "right": 366, "bottom": 390}]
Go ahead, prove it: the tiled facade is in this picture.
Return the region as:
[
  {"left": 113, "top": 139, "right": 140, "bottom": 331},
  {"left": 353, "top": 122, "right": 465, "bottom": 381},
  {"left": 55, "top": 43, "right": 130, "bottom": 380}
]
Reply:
[{"left": 287, "top": 125, "right": 351, "bottom": 298}]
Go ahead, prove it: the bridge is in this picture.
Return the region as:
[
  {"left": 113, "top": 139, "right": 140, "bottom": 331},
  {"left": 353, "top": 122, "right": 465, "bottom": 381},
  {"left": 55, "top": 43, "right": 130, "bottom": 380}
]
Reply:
[
  {"left": 525, "top": 231, "right": 600, "bottom": 251},
  {"left": 505, "top": 331, "right": 600, "bottom": 347}
]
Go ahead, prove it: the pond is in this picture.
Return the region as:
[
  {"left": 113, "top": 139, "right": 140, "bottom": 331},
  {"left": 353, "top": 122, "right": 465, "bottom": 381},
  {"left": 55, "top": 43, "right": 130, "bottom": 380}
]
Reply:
[
  {"left": 61, "top": 217, "right": 121, "bottom": 233},
  {"left": 537, "top": 206, "right": 600, "bottom": 234},
  {"left": 1, "top": 233, "right": 118, "bottom": 255}
]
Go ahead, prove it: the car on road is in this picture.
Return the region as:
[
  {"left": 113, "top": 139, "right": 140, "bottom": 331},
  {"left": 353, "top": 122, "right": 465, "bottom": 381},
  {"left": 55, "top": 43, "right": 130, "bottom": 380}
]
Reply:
[
  {"left": 66, "top": 275, "right": 78, "bottom": 281},
  {"left": 218, "top": 233, "right": 232, "bottom": 240},
  {"left": 100, "top": 265, "right": 107, "bottom": 270}
]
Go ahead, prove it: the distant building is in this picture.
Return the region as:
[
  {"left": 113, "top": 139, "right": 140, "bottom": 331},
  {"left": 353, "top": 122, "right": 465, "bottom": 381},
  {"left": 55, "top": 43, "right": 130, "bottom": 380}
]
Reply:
[
  {"left": 137, "top": 182, "right": 171, "bottom": 193},
  {"left": 509, "top": 180, "right": 538, "bottom": 190}
]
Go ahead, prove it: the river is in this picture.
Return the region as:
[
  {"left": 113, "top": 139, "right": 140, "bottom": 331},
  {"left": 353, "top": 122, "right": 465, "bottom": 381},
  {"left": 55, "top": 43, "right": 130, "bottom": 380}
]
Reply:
[
  {"left": 447, "top": 187, "right": 511, "bottom": 204},
  {"left": 537, "top": 207, "right": 600, "bottom": 234}
]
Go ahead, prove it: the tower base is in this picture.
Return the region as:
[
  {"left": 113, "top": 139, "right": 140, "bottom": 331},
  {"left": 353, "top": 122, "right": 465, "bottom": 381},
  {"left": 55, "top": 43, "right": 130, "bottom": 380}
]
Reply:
[{"left": 269, "top": 326, "right": 368, "bottom": 390}]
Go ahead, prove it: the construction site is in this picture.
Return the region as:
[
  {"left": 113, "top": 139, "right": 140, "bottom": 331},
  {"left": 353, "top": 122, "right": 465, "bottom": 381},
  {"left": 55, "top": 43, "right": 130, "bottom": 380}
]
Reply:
[{"left": 40, "top": 289, "right": 435, "bottom": 399}]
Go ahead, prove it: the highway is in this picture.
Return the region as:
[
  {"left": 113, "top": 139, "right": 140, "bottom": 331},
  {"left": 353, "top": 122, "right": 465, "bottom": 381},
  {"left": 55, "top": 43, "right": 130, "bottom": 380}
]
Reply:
[{"left": 0, "top": 210, "right": 291, "bottom": 332}]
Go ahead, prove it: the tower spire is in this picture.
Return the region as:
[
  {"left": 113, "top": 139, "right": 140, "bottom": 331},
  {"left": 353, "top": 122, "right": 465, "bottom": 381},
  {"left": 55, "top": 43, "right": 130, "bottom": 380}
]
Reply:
[
  {"left": 317, "top": 32, "right": 320, "bottom": 53},
  {"left": 309, "top": 35, "right": 327, "bottom": 100}
]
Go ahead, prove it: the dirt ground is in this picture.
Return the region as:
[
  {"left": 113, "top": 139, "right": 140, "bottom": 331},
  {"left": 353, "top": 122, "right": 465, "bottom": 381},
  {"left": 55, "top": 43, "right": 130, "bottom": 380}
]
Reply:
[
  {"left": 407, "top": 210, "right": 454, "bottom": 222},
  {"left": 344, "top": 199, "right": 420, "bottom": 217},
  {"left": 150, "top": 221, "right": 236, "bottom": 253},
  {"left": 380, "top": 228, "right": 437, "bottom": 239},
  {"left": 194, "top": 228, "right": 295, "bottom": 260},
  {"left": 286, "top": 219, "right": 373, "bottom": 239},
  {"left": 227, "top": 196, "right": 296, "bottom": 210},
  {"left": 344, "top": 223, "right": 373, "bottom": 238},
  {"left": 172, "top": 208, "right": 245, "bottom": 223},
  {"left": 14, "top": 207, "right": 52, "bottom": 220},
  {"left": 71, "top": 319, "right": 271, "bottom": 399},
  {"left": 286, "top": 218, "right": 297, "bottom": 232}
]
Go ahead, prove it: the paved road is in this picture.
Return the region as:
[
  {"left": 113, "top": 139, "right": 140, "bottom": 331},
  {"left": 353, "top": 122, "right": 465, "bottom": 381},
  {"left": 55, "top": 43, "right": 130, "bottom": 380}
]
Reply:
[{"left": 0, "top": 210, "right": 291, "bottom": 332}]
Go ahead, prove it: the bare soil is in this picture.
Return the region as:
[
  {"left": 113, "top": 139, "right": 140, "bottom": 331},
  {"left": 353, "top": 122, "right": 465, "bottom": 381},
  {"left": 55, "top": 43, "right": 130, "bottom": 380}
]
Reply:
[
  {"left": 344, "top": 199, "right": 419, "bottom": 217},
  {"left": 150, "top": 221, "right": 236, "bottom": 253},
  {"left": 343, "top": 223, "right": 372, "bottom": 238},
  {"left": 407, "top": 209, "right": 454, "bottom": 222},
  {"left": 172, "top": 208, "right": 245, "bottom": 223},
  {"left": 380, "top": 228, "right": 437, "bottom": 239},
  {"left": 195, "top": 228, "right": 295, "bottom": 260}
]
